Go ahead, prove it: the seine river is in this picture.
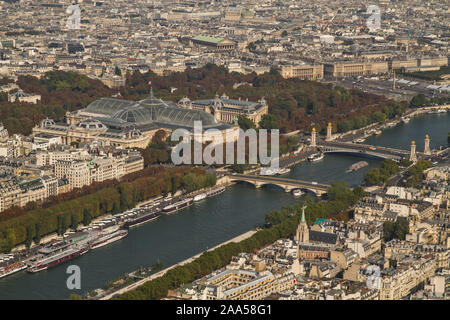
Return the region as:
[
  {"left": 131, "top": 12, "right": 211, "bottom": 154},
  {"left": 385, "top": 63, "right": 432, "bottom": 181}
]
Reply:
[{"left": 0, "top": 112, "right": 448, "bottom": 299}]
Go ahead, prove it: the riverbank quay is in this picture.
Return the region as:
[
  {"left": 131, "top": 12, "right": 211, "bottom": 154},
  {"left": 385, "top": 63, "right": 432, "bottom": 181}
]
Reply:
[
  {"left": 0, "top": 167, "right": 219, "bottom": 275},
  {"left": 325, "top": 104, "right": 449, "bottom": 143},
  {"left": 99, "top": 230, "right": 257, "bottom": 300}
]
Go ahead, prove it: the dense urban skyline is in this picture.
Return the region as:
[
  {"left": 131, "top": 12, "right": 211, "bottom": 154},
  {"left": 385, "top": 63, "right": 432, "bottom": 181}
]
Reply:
[{"left": 0, "top": 0, "right": 448, "bottom": 304}]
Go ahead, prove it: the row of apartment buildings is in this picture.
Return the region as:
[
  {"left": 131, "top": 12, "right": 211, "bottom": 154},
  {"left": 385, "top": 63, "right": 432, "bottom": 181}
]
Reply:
[
  {"left": 0, "top": 149, "right": 144, "bottom": 213},
  {"left": 280, "top": 56, "right": 449, "bottom": 80}
]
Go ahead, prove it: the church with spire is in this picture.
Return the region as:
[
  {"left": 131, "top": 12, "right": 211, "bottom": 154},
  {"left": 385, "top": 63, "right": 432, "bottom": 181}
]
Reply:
[
  {"left": 295, "top": 207, "right": 340, "bottom": 261},
  {"left": 296, "top": 207, "right": 309, "bottom": 245}
]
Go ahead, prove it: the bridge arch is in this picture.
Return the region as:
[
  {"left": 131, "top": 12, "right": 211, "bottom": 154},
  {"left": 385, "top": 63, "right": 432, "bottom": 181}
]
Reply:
[
  {"left": 298, "top": 188, "right": 321, "bottom": 197},
  {"left": 231, "top": 179, "right": 291, "bottom": 192}
]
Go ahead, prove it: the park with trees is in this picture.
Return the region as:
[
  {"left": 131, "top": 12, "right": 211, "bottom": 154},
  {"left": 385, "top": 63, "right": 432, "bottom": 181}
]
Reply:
[{"left": 1, "top": 65, "right": 409, "bottom": 137}]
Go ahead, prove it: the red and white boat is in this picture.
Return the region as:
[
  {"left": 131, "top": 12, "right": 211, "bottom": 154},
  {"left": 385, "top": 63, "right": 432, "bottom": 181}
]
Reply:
[{"left": 27, "top": 246, "right": 89, "bottom": 273}]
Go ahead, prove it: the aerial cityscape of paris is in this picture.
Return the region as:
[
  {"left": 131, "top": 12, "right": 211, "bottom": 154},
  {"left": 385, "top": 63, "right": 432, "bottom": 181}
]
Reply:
[{"left": 0, "top": 0, "right": 449, "bottom": 305}]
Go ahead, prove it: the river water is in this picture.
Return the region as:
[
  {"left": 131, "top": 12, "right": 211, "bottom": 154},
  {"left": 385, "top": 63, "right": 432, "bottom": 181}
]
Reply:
[{"left": 0, "top": 112, "right": 448, "bottom": 299}]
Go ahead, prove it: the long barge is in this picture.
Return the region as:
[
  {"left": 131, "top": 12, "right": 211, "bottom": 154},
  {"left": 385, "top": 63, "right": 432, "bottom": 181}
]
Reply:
[
  {"left": 90, "top": 229, "right": 128, "bottom": 249},
  {"left": 206, "top": 186, "right": 225, "bottom": 197},
  {"left": 124, "top": 210, "right": 162, "bottom": 228},
  {"left": 27, "top": 246, "right": 89, "bottom": 273},
  {"left": 0, "top": 262, "right": 27, "bottom": 279},
  {"left": 162, "top": 198, "right": 193, "bottom": 214}
]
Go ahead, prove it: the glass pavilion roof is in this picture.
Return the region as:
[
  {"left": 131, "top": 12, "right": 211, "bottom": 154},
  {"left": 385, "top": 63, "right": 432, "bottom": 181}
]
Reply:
[{"left": 81, "top": 89, "right": 223, "bottom": 128}]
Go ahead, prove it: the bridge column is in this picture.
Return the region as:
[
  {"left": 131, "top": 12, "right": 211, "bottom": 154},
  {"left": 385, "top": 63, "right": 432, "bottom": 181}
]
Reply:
[
  {"left": 310, "top": 128, "right": 316, "bottom": 147},
  {"left": 254, "top": 182, "right": 263, "bottom": 189},
  {"left": 409, "top": 140, "right": 417, "bottom": 163},
  {"left": 326, "top": 123, "right": 332, "bottom": 141},
  {"left": 284, "top": 186, "right": 293, "bottom": 193},
  {"left": 424, "top": 134, "right": 431, "bottom": 155}
]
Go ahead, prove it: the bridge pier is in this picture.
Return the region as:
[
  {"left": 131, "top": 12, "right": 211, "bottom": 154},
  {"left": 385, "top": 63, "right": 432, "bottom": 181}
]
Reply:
[{"left": 254, "top": 182, "right": 263, "bottom": 189}]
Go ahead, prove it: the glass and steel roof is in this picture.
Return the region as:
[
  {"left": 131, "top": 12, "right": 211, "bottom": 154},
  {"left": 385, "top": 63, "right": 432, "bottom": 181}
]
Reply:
[
  {"left": 82, "top": 89, "right": 223, "bottom": 128},
  {"left": 84, "top": 98, "right": 136, "bottom": 116}
]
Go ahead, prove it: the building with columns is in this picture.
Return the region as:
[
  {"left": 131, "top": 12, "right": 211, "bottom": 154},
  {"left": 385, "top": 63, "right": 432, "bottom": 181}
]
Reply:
[
  {"left": 32, "top": 90, "right": 237, "bottom": 149},
  {"left": 280, "top": 64, "right": 324, "bottom": 80},
  {"left": 324, "top": 61, "right": 389, "bottom": 78},
  {"left": 189, "top": 35, "right": 237, "bottom": 52},
  {"left": 178, "top": 93, "right": 268, "bottom": 127}
]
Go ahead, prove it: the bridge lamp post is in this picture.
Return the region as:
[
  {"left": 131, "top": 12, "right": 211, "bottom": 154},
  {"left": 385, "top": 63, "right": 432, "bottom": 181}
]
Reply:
[
  {"left": 424, "top": 134, "right": 431, "bottom": 155},
  {"left": 326, "top": 123, "right": 333, "bottom": 141},
  {"left": 310, "top": 127, "right": 317, "bottom": 147},
  {"left": 409, "top": 140, "right": 417, "bottom": 163}
]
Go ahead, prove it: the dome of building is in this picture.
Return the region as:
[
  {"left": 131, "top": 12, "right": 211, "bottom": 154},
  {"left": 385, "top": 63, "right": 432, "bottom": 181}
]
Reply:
[
  {"left": 42, "top": 118, "right": 55, "bottom": 128},
  {"left": 128, "top": 128, "right": 143, "bottom": 139},
  {"left": 178, "top": 97, "right": 191, "bottom": 106},
  {"left": 112, "top": 104, "right": 156, "bottom": 124}
]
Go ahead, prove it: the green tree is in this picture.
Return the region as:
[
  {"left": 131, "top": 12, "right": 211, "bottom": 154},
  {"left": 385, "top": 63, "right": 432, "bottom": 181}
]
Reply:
[
  {"left": 25, "top": 225, "right": 34, "bottom": 248},
  {"left": 258, "top": 114, "right": 279, "bottom": 130},
  {"left": 237, "top": 115, "right": 256, "bottom": 130},
  {"left": 381, "top": 159, "right": 400, "bottom": 176},
  {"left": 83, "top": 208, "right": 92, "bottom": 226},
  {"left": 112, "top": 202, "right": 119, "bottom": 214},
  {"left": 114, "top": 66, "right": 122, "bottom": 76},
  {"left": 410, "top": 94, "right": 429, "bottom": 107},
  {"left": 34, "top": 223, "right": 41, "bottom": 245},
  {"left": 394, "top": 217, "right": 409, "bottom": 240},
  {"left": 383, "top": 221, "right": 395, "bottom": 241},
  {"left": 399, "top": 158, "right": 412, "bottom": 167},
  {"left": 71, "top": 214, "right": 79, "bottom": 230},
  {"left": 57, "top": 215, "right": 67, "bottom": 235},
  {"left": 352, "top": 186, "right": 366, "bottom": 199},
  {"left": 327, "top": 181, "right": 355, "bottom": 205}
]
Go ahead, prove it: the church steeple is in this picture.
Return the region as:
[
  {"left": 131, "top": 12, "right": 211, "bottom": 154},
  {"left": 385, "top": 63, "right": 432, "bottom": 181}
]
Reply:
[
  {"left": 296, "top": 206, "right": 309, "bottom": 244},
  {"left": 296, "top": 206, "right": 309, "bottom": 261}
]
